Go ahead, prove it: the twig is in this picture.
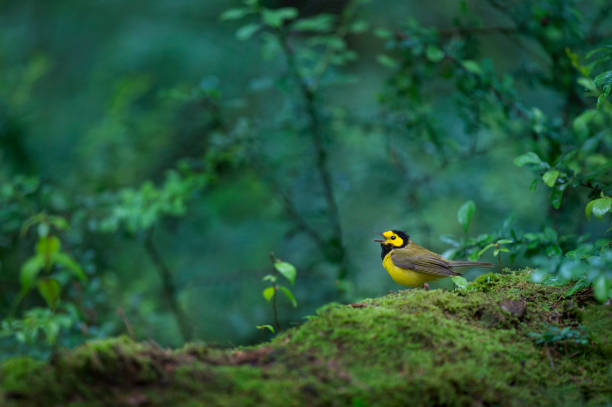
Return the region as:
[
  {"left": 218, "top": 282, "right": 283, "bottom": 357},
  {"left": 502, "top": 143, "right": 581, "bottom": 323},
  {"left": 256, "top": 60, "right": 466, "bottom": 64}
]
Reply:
[
  {"left": 263, "top": 173, "right": 328, "bottom": 252},
  {"left": 248, "top": 154, "right": 330, "bottom": 257},
  {"left": 144, "top": 228, "right": 193, "bottom": 341},
  {"left": 311, "top": 0, "right": 359, "bottom": 91},
  {"left": 544, "top": 345, "right": 555, "bottom": 370},
  {"left": 117, "top": 307, "right": 135, "bottom": 340}
]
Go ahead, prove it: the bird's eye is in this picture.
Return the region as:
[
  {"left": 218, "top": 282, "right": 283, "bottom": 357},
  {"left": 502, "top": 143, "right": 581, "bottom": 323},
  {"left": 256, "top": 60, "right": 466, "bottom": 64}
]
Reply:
[{"left": 391, "top": 236, "right": 396, "bottom": 240}]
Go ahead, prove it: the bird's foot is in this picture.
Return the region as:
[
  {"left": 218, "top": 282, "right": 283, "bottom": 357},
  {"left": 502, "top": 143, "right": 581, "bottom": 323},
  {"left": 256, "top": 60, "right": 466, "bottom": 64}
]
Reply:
[{"left": 423, "top": 283, "right": 430, "bottom": 290}]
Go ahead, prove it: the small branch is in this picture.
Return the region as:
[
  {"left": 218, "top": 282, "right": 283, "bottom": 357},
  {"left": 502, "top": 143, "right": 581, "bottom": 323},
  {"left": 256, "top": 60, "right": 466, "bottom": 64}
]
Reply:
[
  {"left": 144, "top": 229, "right": 192, "bottom": 342},
  {"left": 278, "top": 31, "right": 349, "bottom": 281},
  {"left": 117, "top": 307, "right": 135, "bottom": 340},
  {"left": 311, "top": 0, "right": 359, "bottom": 91},
  {"left": 544, "top": 345, "right": 555, "bottom": 370},
  {"left": 249, "top": 160, "right": 329, "bottom": 258},
  {"left": 280, "top": 192, "right": 328, "bottom": 252},
  {"left": 272, "top": 178, "right": 328, "bottom": 252}
]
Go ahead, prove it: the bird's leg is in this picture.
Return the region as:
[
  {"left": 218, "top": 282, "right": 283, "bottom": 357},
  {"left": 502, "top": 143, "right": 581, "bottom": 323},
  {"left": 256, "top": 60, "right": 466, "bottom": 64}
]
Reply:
[{"left": 423, "top": 283, "right": 430, "bottom": 290}]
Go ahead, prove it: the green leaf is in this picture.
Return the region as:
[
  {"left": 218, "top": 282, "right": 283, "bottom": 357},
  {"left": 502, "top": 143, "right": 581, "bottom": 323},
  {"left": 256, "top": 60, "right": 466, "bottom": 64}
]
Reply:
[
  {"left": 577, "top": 77, "right": 597, "bottom": 92},
  {"left": 374, "top": 28, "right": 392, "bottom": 39},
  {"left": 262, "top": 287, "right": 275, "bottom": 301},
  {"left": 457, "top": 200, "right": 476, "bottom": 233},
  {"left": 573, "top": 109, "right": 598, "bottom": 138},
  {"left": 49, "top": 216, "right": 69, "bottom": 231},
  {"left": 593, "top": 275, "right": 610, "bottom": 302},
  {"left": 279, "top": 286, "right": 297, "bottom": 307},
  {"left": 220, "top": 8, "right": 250, "bottom": 21},
  {"left": 274, "top": 261, "right": 297, "bottom": 284},
  {"left": 426, "top": 45, "right": 444, "bottom": 62},
  {"left": 36, "top": 236, "right": 61, "bottom": 257},
  {"left": 349, "top": 20, "right": 369, "bottom": 34},
  {"left": 565, "top": 279, "right": 588, "bottom": 297},
  {"left": 461, "top": 60, "right": 482, "bottom": 75},
  {"left": 531, "top": 270, "right": 547, "bottom": 283},
  {"left": 37, "top": 223, "right": 49, "bottom": 238},
  {"left": 468, "top": 251, "right": 480, "bottom": 261},
  {"left": 546, "top": 245, "right": 562, "bottom": 257},
  {"left": 549, "top": 184, "right": 567, "bottom": 209},
  {"left": 451, "top": 276, "right": 468, "bottom": 290},
  {"left": 291, "top": 14, "right": 333, "bottom": 32},
  {"left": 261, "top": 7, "right": 298, "bottom": 28},
  {"left": 591, "top": 197, "right": 612, "bottom": 219},
  {"left": 542, "top": 170, "right": 559, "bottom": 187},
  {"left": 586, "top": 45, "right": 612, "bottom": 59},
  {"left": 256, "top": 324, "right": 275, "bottom": 333},
  {"left": 493, "top": 249, "right": 500, "bottom": 256},
  {"left": 594, "top": 70, "right": 612, "bottom": 89},
  {"left": 37, "top": 278, "right": 61, "bottom": 309},
  {"left": 376, "top": 54, "right": 398, "bottom": 69},
  {"left": 585, "top": 199, "right": 596, "bottom": 220},
  {"left": 51, "top": 252, "right": 87, "bottom": 281},
  {"left": 20, "top": 255, "right": 45, "bottom": 296},
  {"left": 262, "top": 274, "right": 277, "bottom": 283},
  {"left": 236, "top": 23, "right": 260, "bottom": 40},
  {"left": 514, "top": 152, "right": 543, "bottom": 167},
  {"left": 20, "top": 213, "right": 45, "bottom": 237},
  {"left": 597, "top": 93, "right": 607, "bottom": 109},
  {"left": 440, "top": 234, "right": 460, "bottom": 247},
  {"left": 496, "top": 239, "right": 513, "bottom": 244},
  {"left": 477, "top": 243, "right": 495, "bottom": 258}
]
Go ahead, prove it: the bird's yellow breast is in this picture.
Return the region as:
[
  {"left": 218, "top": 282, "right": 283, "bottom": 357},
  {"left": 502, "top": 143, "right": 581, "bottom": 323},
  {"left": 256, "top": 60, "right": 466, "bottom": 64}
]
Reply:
[{"left": 382, "top": 252, "right": 440, "bottom": 287}]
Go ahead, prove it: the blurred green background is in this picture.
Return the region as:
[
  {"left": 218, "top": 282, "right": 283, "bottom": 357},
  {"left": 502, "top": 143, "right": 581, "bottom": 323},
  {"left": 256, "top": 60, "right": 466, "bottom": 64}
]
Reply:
[{"left": 0, "top": 0, "right": 610, "bottom": 354}]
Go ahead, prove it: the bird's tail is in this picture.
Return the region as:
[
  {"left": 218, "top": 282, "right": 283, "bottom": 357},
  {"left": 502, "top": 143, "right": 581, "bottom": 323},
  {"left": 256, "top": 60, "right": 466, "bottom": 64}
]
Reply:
[{"left": 449, "top": 260, "right": 494, "bottom": 268}]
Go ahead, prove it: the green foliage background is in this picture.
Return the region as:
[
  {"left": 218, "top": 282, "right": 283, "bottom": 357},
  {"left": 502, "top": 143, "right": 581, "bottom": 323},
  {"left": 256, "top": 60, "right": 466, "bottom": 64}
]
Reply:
[{"left": 0, "top": 0, "right": 610, "bottom": 356}]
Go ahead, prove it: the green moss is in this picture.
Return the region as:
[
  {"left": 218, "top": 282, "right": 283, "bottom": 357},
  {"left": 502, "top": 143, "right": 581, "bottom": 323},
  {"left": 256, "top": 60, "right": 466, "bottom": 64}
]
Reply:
[
  {"left": 582, "top": 305, "right": 612, "bottom": 358},
  {"left": 0, "top": 357, "right": 44, "bottom": 394},
  {"left": 55, "top": 336, "right": 159, "bottom": 382},
  {"left": 2, "top": 271, "right": 611, "bottom": 406}
]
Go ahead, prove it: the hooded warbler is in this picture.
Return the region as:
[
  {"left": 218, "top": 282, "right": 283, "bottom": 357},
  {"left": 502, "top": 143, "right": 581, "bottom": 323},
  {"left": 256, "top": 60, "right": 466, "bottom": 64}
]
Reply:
[{"left": 375, "top": 230, "right": 493, "bottom": 288}]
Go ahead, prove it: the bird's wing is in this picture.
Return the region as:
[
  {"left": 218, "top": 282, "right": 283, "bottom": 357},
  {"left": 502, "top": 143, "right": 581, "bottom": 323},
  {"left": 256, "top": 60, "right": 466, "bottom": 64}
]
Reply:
[{"left": 390, "top": 243, "right": 461, "bottom": 277}]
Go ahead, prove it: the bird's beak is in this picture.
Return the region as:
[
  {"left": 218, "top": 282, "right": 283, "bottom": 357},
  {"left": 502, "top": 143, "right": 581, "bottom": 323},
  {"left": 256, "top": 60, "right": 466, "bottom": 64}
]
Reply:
[{"left": 374, "top": 232, "right": 385, "bottom": 243}]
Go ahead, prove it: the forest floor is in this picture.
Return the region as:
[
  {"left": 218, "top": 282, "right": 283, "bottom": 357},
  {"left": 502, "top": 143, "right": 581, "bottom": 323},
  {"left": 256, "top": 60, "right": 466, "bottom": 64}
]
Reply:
[{"left": 1, "top": 270, "right": 611, "bottom": 406}]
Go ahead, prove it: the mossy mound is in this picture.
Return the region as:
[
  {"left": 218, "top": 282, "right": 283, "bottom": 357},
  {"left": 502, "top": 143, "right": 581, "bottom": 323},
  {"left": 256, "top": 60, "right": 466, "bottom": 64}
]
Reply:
[{"left": 1, "top": 271, "right": 611, "bottom": 406}]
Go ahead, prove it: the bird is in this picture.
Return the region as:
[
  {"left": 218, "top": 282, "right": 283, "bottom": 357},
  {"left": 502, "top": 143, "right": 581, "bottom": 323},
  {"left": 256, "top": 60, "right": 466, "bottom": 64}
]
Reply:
[{"left": 375, "top": 230, "right": 493, "bottom": 288}]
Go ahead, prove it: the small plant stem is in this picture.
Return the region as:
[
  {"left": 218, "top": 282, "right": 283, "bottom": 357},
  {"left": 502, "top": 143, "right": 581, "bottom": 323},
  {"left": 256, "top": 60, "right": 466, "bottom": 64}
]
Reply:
[
  {"left": 144, "top": 228, "right": 192, "bottom": 342},
  {"left": 497, "top": 245, "right": 503, "bottom": 274},
  {"left": 117, "top": 307, "right": 135, "bottom": 340},
  {"left": 269, "top": 252, "right": 281, "bottom": 332},
  {"left": 272, "top": 284, "right": 280, "bottom": 332}
]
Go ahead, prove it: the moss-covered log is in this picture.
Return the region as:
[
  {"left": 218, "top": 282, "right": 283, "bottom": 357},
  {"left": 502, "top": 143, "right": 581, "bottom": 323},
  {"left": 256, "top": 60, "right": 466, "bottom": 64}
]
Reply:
[{"left": 1, "top": 271, "right": 611, "bottom": 406}]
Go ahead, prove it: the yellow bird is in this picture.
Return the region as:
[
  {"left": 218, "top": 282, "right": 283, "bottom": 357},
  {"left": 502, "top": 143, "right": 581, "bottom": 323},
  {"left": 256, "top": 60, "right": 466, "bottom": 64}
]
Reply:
[{"left": 375, "top": 230, "right": 493, "bottom": 288}]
